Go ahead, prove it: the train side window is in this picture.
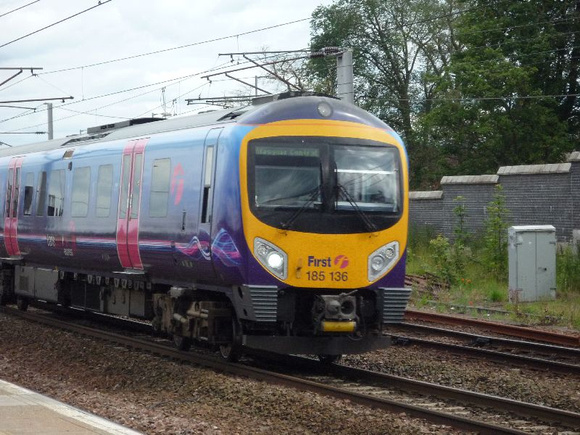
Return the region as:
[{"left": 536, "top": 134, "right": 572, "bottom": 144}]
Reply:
[
  {"left": 12, "top": 167, "right": 20, "bottom": 218},
  {"left": 201, "top": 146, "right": 214, "bottom": 223},
  {"left": 47, "top": 169, "right": 65, "bottom": 217},
  {"left": 96, "top": 164, "right": 113, "bottom": 218},
  {"left": 150, "top": 158, "right": 170, "bottom": 218},
  {"left": 71, "top": 166, "right": 90, "bottom": 217},
  {"left": 23, "top": 172, "right": 34, "bottom": 216},
  {"left": 36, "top": 171, "right": 47, "bottom": 217},
  {"left": 119, "top": 155, "right": 131, "bottom": 219},
  {"left": 5, "top": 169, "right": 12, "bottom": 218},
  {"left": 130, "top": 154, "right": 143, "bottom": 220}
]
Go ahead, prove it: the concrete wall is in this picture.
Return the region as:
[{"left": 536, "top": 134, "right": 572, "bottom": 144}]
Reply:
[{"left": 409, "top": 156, "right": 580, "bottom": 242}]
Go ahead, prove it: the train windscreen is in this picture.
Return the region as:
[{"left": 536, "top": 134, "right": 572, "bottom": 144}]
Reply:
[
  {"left": 254, "top": 146, "right": 322, "bottom": 209},
  {"left": 334, "top": 146, "right": 399, "bottom": 213},
  {"left": 247, "top": 137, "right": 402, "bottom": 234}
]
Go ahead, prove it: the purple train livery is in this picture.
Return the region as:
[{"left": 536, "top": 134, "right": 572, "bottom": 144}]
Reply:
[{"left": 0, "top": 93, "right": 411, "bottom": 362}]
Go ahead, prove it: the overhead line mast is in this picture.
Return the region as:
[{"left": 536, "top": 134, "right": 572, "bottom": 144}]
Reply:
[
  {"left": 0, "top": 67, "right": 42, "bottom": 89},
  {"left": 0, "top": 67, "right": 72, "bottom": 141},
  {"left": 188, "top": 47, "right": 354, "bottom": 107}
]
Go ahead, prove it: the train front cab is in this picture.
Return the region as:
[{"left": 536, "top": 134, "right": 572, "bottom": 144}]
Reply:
[{"left": 236, "top": 111, "right": 412, "bottom": 359}]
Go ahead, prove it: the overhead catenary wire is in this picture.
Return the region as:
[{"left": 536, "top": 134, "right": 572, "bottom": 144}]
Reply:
[
  {"left": 0, "top": 0, "right": 112, "bottom": 49},
  {"left": 0, "top": 73, "right": 33, "bottom": 93},
  {"left": 1, "top": 60, "right": 236, "bottom": 132},
  {"left": 1, "top": 48, "right": 301, "bottom": 129},
  {"left": 0, "top": 0, "right": 40, "bottom": 19},
  {"left": 0, "top": 10, "right": 316, "bottom": 140},
  {"left": 39, "top": 18, "right": 311, "bottom": 75},
  {"left": 0, "top": 58, "right": 235, "bottom": 127},
  {"left": 5, "top": 4, "right": 578, "bottom": 139}
]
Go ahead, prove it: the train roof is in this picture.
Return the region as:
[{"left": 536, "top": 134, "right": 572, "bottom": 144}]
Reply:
[
  {"left": 0, "top": 105, "right": 252, "bottom": 159},
  {"left": 0, "top": 92, "right": 393, "bottom": 159}
]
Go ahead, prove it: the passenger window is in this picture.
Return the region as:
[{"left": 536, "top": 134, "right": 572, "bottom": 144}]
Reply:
[
  {"left": 71, "top": 167, "right": 90, "bottom": 217},
  {"left": 36, "top": 171, "right": 47, "bottom": 217},
  {"left": 23, "top": 172, "right": 34, "bottom": 216},
  {"left": 96, "top": 164, "right": 113, "bottom": 218},
  {"left": 47, "top": 169, "right": 65, "bottom": 217},
  {"left": 150, "top": 158, "right": 170, "bottom": 217}
]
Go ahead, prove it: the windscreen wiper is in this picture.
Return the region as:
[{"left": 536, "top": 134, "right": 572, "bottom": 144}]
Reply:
[
  {"left": 259, "top": 185, "right": 320, "bottom": 206},
  {"left": 336, "top": 183, "right": 377, "bottom": 233},
  {"left": 280, "top": 185, "right": 322, "bottom": 230}
]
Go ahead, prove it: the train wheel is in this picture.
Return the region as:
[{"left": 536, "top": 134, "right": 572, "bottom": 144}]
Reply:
[
  {"left": 0, "top": 288, "right": 7, "bottom": 306},
  {"left": 16, "top": 297, "right": 29, "bottom": 312},
  {"left": 219, "top": 342, "right": 240, "bottom": 362},
  {"left": 318, "top": 354, "right": 342, "bottom": 364},
  {"left": 219, "top": 319, "right": 241, "bottom": 362},
  {"left": 151, "top": 316, "right": 162, "bottom": 334},
  {"left": 173, "top": 334, "right": 191, "bottom": 351}
]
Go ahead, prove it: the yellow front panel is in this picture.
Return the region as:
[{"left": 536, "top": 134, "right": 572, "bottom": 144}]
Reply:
[{"left": 240, "top": 119, "right": 409, "bottom": 289}]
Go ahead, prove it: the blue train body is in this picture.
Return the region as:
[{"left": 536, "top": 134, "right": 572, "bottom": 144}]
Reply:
[{"left": 0, "top": 94, "right": 411, "bottom": 359}]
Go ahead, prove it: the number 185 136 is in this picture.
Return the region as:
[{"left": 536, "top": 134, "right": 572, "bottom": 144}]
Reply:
[{"left": 306, "top": 271, "right": 348, "bottom": 282}]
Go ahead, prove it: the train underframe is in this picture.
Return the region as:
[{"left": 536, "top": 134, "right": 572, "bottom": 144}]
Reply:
[{"left": 0, "top": 264, "right": 409, "bottom": 361}]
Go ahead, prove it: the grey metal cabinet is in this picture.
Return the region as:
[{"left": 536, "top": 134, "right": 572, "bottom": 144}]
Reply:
[{"left": 508, "top": 225, "right": 556, "bottom": 302}]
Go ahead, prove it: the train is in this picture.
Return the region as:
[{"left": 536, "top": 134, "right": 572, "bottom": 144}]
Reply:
[{"left": 0, "top": 92, "right": 411, "bottom": 362}]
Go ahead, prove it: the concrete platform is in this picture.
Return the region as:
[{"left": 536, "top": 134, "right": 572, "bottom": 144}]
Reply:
[{"left": 0, "top": 379, "right": 142, "bottom": 435}]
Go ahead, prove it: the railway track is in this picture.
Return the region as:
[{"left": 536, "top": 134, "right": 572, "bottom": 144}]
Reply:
[
  {"left": 267, "top": 354, "right": 580, "bottom": 434},
  {"left": 2, "top": 306, "right": 580, "bottom": 434},
  {"left": 388, "top": 322, "right": 580, "bottom": 375},
  {"left": 405, "top": 309, "right": 580, "bottom": 347}
]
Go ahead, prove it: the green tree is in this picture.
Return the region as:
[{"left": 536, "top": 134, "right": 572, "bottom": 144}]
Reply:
[
  {"left": 308, "top": 0, "right": 579, "bottom": 184},
  {"left": 424, "top": 0, "right": 579, "bottom": 174},
  {"left": 309, "top": 0, "right": 461, "bottom": 188}
]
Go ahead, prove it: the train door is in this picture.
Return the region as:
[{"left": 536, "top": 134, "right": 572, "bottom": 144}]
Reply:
[
  {"left": 116, "top": 138, "right": 148, "bottom": 270},
  {"left": 3, "top": 157, "right": 23, "bottom": 257},
  {"left": 197, "top": 128, "right": 222, "bottom": 274}
]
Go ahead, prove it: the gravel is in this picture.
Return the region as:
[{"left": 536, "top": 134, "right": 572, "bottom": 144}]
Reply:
[
  {"left": 1, "top": 309, "right": 578, "bottom": 434},
  {"left": 0, "top": 312, "right": 459, "bottom": 435},
  {"left": 344, "top": 345, "right": 580, "bottom": 413}
]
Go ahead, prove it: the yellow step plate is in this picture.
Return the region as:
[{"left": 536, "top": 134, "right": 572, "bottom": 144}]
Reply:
[{"left": 321, "top": 321, "right": 356, "bottom": 333}]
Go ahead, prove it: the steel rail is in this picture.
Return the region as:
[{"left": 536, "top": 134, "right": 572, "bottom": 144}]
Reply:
[
  {"left": 263, "top": 352, "right": 580, "bottom": 429},
  {"left": 395, "top": 322, "right": 580, "bottom": 359},
  {"left": 405, "top": 309, "right": 580, "bottom": 347},
  {"left": 390, "top": 333, "right": 580, "bottom": 375}
]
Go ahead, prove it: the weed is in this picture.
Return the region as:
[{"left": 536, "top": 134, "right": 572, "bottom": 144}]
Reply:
[
  {"left": 482, "top": 185, "right": 510, "bottom": 280},
  {"left": 429, "top": 234, "right": 455, "bottom": 285},
  {"left": 557, "top": 246, "right": 580, "bottom": 293},
  {"left": 407, "top": 220, "right": 579, "bottom": 330},
  {"left": 488, "top": 288, "right": 505, "bottom": 303}
]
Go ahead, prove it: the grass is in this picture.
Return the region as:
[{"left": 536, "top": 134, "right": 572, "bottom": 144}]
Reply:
[{"left": 406, "top": 229, "right": 580, "bottom": 331}]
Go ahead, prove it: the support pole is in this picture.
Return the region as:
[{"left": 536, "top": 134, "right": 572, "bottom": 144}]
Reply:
[
  {"left": 46, "top": 103, "right": 53, "bottom": 140},
  {"left": 336, "top": 49, "right": 354, "bottom": 104}
]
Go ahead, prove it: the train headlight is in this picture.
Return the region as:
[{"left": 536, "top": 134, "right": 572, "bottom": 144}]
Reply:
[
  {"left": 254, "top": 238, "right": 288, "bottom": 280},
  {"left": 371, "top": 255, "right": 386, "bottom": 272},
  {"left": 267, "top": 252, "right": 284, "bottom": 269},
  {"left": 368, "top": 241, "right": 399, "bottom": 281},
  {"left": 317, "top": 101, "right": 333, "bottom": 117}
]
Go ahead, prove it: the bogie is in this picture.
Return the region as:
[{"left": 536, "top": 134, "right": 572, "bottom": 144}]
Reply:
[
  {"left": 173, "top": 334, "right": 192, "bottom": 351},
  {"left": 16, "top": 296, "right": 28, "bottom": 311}
]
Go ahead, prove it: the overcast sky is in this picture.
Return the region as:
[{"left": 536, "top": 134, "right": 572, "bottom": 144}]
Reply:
[{"left": 0, "top": 0, "right": 333, "bottom": 147}]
